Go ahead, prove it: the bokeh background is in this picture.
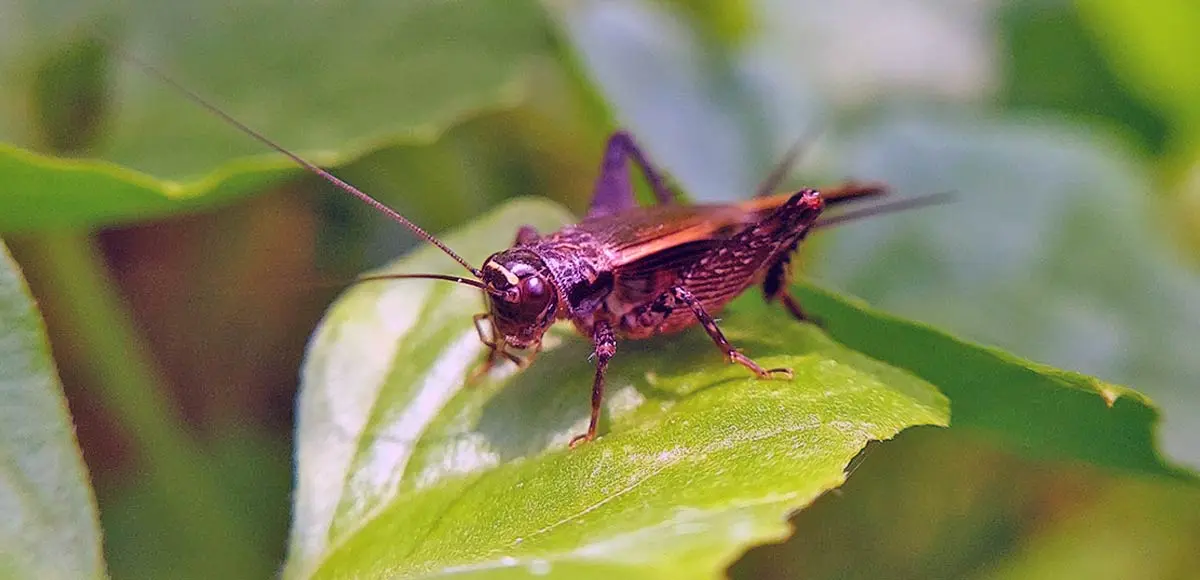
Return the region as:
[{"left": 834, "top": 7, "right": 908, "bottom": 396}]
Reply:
[{"left": 3, "top": 0, "right": 1199, "bottom": 578}]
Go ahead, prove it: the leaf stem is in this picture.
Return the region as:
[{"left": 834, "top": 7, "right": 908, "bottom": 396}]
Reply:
[{"left": 10, "top": 231, "right": 265, "bottom": 577}]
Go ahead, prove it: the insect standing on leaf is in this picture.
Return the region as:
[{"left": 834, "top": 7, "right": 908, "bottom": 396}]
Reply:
[{"left": 132, "top": 57, "right": 944, "bottom": 448}]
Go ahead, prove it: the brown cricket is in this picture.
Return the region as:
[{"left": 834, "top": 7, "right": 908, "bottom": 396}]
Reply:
[{"left": 137, "top": 59, "right": 942, "bottom": 447}]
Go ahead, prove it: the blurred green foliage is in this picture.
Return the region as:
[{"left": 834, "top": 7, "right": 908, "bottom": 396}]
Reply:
[{"left": 1, "top": 0, "right": 1199, "bottom": 579}]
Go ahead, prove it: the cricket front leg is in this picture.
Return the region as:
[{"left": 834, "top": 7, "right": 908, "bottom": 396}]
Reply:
[
  {"left": 467, "top": 313, "right": 526, "bottom": 384},
  {"left": 569, "top": 320, "right": 616, "bottom": 448},
  {"left": 668, "top": 287, "right": 793, "bottom": 379}
]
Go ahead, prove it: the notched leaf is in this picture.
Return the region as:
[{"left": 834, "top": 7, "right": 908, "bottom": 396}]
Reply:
[
  {"left": 800, "top": 286, "right": 1195, "bottom": 482},
  {"left": 287, "top": 198, "right": 949, "bottom": 580}
]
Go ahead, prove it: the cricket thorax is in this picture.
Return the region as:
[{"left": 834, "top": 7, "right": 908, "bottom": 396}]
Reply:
[{"left": 529, "top": 228, "right": 616, "bottom": 318}]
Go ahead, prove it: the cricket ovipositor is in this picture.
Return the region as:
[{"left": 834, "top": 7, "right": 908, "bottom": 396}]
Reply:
[{"left": 131, "top": 57, "right": 945, "bottom": 448}]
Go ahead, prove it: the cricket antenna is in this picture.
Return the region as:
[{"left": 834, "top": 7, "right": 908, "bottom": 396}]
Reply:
[
  {"left": 355, "top": 273, "right": 487, "bottom": 290},
  {"left": 121, "top": 53, "right": 483, "bottom": 279},
  {"left": 752, "top": 125, "right": 826, "bottom": 198}
]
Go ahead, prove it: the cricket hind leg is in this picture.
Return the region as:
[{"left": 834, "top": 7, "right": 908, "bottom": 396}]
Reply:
[
  {"left": 569, "top": 320, "right": 617, "bottom": 447},
  {"left": 514, "top": 225, "right": 539, "bottom": 246},
  {"left": 586, "top": 130, "right": 679, "bottom": 219},
  {"left": 761, "top": 238, "right": 822, "bottom": 325},
  {"left": 668, "top": 287, "right": 793, "bottom": 379}
]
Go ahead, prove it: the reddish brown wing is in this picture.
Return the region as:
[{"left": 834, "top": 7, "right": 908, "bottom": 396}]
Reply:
[
  {"left": 577, "top": 184, "right": 884, "bottom": 267},
  {"left": 576, "top": 184, "right": 885, "bottom": 322},
  {"left": 575, "top": 196, "right": 787, "bottom": 310},
  {"left": 577, "top": 195, "right": 785, "bottom": 266}
]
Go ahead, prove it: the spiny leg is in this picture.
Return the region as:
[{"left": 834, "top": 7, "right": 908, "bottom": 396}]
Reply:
[
  {"left": 467, "top": 313, "right": 524, "bottom": 383},
  {"left": 587, "top": 130, "right": 679, "bottom": 219},
  {"left": 669, "top": 287, "right": 792, "bottom": 379},
  {"left": 761, "top": 239, "right": 821, "bottom": 325},
  {"left": 570, "top": 320, "right": 616, "bottom": 448},
  {"left": 760, "top": 184, "right": 894, "bottom": 324},
  {"left": 623, "top": 190, "right": 827, "bottom": 378}
]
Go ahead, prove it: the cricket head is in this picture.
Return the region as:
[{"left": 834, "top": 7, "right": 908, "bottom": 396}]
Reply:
[{"left": 480, "top": 248, "right": 560, "bottom": 349}]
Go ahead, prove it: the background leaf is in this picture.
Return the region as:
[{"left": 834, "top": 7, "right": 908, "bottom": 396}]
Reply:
[
  {"left": 1076, "top": 0, "right": 1200, "bottom": 143},
  {"left": 801, "top": 286, "right": 1185, "bottom": 479},
  {"left": 735, "top": 427, "right": 1200, "bottom": 580},
  {"left": 288, "top": 198, "right": 949, "bottom": 579},
  {"left": 815, "top": 113, "right": 1200, "bottom": 469},
  {"left": 0, "top": 241, "right": 104, "bottom": 580},
  {"left": 0, "top": 0, "right": 550, "bottom": 230},
  {"left": 0, "top": 143, "right": 296, "bottom": 232}
]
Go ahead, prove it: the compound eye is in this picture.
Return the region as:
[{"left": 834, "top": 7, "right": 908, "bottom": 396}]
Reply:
[{"left": 520, "top": 275, "right": 547, "bottom": 301}]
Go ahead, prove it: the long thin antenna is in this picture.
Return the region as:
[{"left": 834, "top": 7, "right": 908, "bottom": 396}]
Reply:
[
  {"left": 121, "top": 53, "right": 482, "bottom": 278},
  {"left": 752, "top": 126, "right": 824, "bottom": 198},
  {"left": 355, "top": 273, "right": 487, "bottom": 290}
]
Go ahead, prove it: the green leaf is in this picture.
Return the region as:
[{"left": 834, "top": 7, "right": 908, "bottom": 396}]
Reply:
[
  {"left": 1076, "top": 0, "right": 1200, "bottom": 140},
  {"left": 287, "top": 198, "right": 949, "bottom": 579},
  {"left": 0, "top": 241, "right": 105, "bottom": 580},
  {"left": 815, "top": 113, "right": 1200, "bottom": 470},
  {"left": 0, "top": 0, "right": 548, "bottom": 231},
  {"left": 0, "top": 143, "right": 297, "bottom": 232},
  {"left": 800, "top": 286, "right": 1189, "bottom": 480},
  {"left": 737, "top": 427, "right": 1200, "bottom": 579},
  {"left": 999, "top": 1, "right": 1170, "bottom": 155}
]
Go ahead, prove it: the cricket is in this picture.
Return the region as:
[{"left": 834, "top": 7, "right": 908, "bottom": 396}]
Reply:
[{"left": 131, "top": 57, "right": 943, "bottom": 448}]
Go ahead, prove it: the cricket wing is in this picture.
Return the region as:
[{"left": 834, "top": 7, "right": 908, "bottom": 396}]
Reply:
[
  {"left": 580, "top": 203, "right": 761, "bottom": 266},
  {"left": 610, "top": 238, "right": 725, "bottom": 307},
  {"left": 586, "top": 182, "right": 883, "bottom": 266}
]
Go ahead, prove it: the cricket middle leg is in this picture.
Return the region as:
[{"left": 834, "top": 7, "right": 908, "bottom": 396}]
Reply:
[{"left": 626, "top": 285, "right": 792, "bottom": 379}]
